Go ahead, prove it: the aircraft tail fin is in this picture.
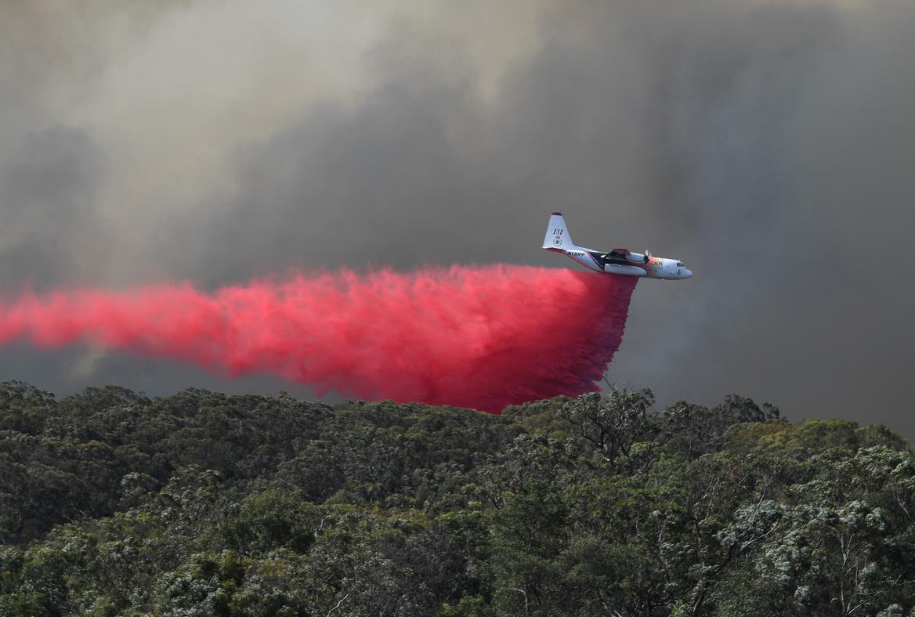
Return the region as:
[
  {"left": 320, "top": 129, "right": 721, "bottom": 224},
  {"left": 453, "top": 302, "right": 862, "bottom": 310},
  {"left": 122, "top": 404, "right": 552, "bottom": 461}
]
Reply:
[{"left": 543, "top": 212, "right": 574, "bottom": 250}]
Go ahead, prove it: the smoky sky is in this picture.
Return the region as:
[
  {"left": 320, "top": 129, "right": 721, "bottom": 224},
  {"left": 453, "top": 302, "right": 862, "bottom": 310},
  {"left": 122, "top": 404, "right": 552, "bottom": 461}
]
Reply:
[{"left": 1, "top": 0, "right": 913, "bottom": 434}]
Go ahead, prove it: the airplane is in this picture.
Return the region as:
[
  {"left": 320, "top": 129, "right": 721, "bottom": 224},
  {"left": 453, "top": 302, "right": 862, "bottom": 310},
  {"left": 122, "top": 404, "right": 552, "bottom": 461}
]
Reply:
[{"left": 542, "top": 212, "right": 693, "bottom": 280}]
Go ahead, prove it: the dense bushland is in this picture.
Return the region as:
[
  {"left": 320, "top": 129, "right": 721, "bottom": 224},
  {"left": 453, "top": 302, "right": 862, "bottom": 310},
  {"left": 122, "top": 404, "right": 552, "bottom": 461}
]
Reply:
[{"left": 1, "top": 380, "right": 913, "bottom": 616}]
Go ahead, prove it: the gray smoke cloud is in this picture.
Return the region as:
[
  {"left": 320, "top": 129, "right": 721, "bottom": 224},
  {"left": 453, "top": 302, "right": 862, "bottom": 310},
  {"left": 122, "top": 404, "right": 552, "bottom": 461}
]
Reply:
[{"left": 1, "top": 0, "right": 913, "bottom": 433}]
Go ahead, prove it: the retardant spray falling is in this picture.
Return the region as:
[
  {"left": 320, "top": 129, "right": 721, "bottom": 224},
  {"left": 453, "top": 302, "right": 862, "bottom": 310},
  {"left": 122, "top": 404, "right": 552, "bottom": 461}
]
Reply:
[{"left": 0, "top": 265, "right": 637, "bottom": 413}]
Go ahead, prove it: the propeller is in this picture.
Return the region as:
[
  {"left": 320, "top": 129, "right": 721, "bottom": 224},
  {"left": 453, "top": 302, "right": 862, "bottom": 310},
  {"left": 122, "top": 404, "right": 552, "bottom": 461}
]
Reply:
[{"left": 644, "top": 250, "right": 651, "bottom": 264}]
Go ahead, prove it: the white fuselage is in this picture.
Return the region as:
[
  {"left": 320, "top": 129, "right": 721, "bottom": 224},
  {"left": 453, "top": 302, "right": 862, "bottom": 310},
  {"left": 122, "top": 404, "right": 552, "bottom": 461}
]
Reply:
[
  {"left": 546, "top": 247, "right": 693, "bottom": 280},
  {"left": 542, "top": 212, "right": 693, "bottom": 280}
]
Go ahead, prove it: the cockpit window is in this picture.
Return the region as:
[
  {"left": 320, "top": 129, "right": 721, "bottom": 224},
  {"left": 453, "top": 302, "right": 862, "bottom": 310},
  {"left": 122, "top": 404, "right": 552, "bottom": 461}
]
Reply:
[{"left": 676, "top": 261, "right": 684, "bottom": 267}]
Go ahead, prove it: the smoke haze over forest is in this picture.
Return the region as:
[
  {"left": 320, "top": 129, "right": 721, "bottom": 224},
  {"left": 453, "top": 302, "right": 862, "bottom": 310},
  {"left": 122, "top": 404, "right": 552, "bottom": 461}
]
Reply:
[{"left": 0, "top": 1, "right": 913, "bottom": 430}]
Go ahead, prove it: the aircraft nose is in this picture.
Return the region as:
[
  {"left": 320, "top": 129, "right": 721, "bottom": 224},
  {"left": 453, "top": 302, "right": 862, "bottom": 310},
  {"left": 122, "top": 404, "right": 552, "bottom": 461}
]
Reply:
[{"left": 684, "top": 269, "right": 693, "bottom": 278}]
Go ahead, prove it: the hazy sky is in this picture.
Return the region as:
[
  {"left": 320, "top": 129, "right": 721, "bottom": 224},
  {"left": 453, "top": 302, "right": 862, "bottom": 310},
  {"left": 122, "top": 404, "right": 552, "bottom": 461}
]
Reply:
[{"left": 1, "top": 0, "right": 913, "bottom": 433}]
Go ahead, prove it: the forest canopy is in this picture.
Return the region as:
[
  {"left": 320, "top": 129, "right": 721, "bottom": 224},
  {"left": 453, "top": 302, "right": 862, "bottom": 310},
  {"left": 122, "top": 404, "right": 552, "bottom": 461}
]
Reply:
[{"left": 1, "top": 380, "right": 913, "bottom": 616}]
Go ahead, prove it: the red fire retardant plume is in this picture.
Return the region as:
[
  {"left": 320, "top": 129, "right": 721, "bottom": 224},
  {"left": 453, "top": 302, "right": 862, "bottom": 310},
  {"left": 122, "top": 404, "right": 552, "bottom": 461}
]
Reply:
[{"left": 0, "top": 265, "right": 637, "bottom": 413}]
